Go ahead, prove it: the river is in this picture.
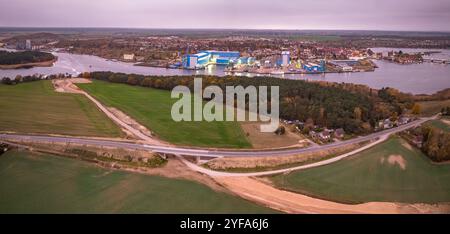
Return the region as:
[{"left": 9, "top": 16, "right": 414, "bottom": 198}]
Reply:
[{"left": 1, "top": 48, "right": 449, "bottom": 94}]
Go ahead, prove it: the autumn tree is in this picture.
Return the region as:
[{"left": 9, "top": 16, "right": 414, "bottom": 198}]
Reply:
[
  {"left": 354, "top": 107, "right": 362, "bottom": 121},
  {"left": 127, "top": 76, "right": 138, "bottom": 85},
  {"left": 14, "top": 75, "right": 22, "bottom": 83},
  {"left": 82, "top": 72, "right": 90, "bottom": 79},
  {"left": 411, "top": 103, "right": 421, "bottom": 115}
]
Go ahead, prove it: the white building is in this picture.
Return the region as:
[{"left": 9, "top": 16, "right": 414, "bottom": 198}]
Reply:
[
  {"left": 25, "top": 40, "right": 32, "bottom": 50},
  {"left": 281, "top": 51, "right": 290, "bottom": 67},
  {"left": 123, "top": 54, "right": 135, "bottom": 61}
]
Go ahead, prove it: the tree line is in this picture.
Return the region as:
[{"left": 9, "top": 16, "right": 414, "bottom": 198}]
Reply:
[
  {"left": 0, "top": 51, "right": 55, "bottom": 65},
  {"left": 1, "top": 74, "right": 71, "bottom": 85},
  {"left": 421, "top": 126, "right": 450, "bottom": 162}
]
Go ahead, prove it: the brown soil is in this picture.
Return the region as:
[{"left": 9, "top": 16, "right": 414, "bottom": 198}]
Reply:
[
  {"left": 387, "top": 155, "right": 407, "bottom": 170},
  {"left": 401, "top": 141, "right": 414, "bottom": 151},
  {"left": 240, "top": 122, "right": 307, "bottom": 149},
  {"left": 142, "top": 158, "right": 227, "bottom": 192},
  {"left": 68, "top": 78, "right": 92, "bottom": 84},
  {"left": 215, "top": 177, "right": 450, "bottom": 214},
  {"left": 107, "top": 107, "right": 153, "bottom": 137},
  {"left": 52, "top": 78, "right": 90, "bottom": 93},
  {"left": 441, "top": 119, "right": 450, "bottom": 126},
  {"left": 380, "top": 154, "right": 407, "bottom": 170}
]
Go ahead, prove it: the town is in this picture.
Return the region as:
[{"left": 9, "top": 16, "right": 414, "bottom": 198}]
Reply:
[{"left": 3, "top": 31, "right": 450, "bottom": 76}]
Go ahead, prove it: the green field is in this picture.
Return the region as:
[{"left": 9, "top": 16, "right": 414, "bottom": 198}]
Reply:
[
  {"left": 425, "top": 119, "right": 450, "bottom": 132},
  {"left": 270, "top": 136, "right": 450, "bottom": 204},
  {"left": 78, "top": 80, "right": 251, "bottom": 148},
  {"left": 0, "top": 150, "right": 275, "bottom": 213},
  {"left": 0, "top": 81, "right": 123, "bottom": 137}
]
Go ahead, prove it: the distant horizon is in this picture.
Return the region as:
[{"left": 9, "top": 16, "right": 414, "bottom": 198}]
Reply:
[
  {"left": 1, "top": 26, "right": 450, "bottom": 34},
  {"left": 1, "top": 0, "right": 449, "bottom": 32}
]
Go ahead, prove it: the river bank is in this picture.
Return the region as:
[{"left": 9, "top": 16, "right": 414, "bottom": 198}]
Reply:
[
  {"left": 0, "top": 49, "right": 449, "bottom": 94},
  {"left": 0, "top": 57, "right": 56, "bottom": 69}
]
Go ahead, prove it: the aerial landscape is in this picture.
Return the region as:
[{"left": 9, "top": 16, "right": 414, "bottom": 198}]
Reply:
[{"left": 0, "top": 0, "right": 450, "bottom": 226}]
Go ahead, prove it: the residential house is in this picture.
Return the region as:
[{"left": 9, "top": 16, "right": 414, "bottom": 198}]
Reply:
[
  {"left": 319, "top": 130, "right": 331, "bottom": 141},
  {"left": 398, "top": 116, "right": 410, "bottom": 125},
  {"left": 123, "top": 54, "right": 135, "bottom": 61},
  {"left": 309, "top": 130, "right": 318, "bottom": 139},
  {"left": 383, "top": 119, "right": 393, "bottom": 129}
]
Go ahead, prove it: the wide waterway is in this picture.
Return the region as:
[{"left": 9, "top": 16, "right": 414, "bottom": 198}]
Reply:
[{"left": 1, "top": 48, "right": 449, "bottom": 94}]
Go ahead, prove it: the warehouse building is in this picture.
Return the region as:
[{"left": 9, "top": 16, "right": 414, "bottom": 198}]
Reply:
[
  {"left": 182, "top": 50, "right": 240, "bottom": 69},
  {"left": 303, "top": 60, "right": 326, "bottom": 73}
]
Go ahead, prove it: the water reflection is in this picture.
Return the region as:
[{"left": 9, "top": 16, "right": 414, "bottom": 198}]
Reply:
[{"left": 1, "top": 49, "right": 449, "bottom": 94}]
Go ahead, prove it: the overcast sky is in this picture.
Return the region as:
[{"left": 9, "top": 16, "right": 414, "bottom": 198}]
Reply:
[{"left": 1, "top": 0, "right": 449, "bottom": 31}]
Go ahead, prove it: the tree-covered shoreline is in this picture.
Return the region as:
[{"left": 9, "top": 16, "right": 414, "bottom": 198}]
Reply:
[{"left": 0, "top": 50, "right": 55, "bottom": 65}]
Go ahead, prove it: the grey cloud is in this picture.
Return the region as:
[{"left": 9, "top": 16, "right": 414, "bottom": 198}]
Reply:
[{"left": 0, "top": 0, "right": 449, "bottom": 31}]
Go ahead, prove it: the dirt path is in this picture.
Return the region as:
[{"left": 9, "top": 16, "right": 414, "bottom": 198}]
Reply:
[
  {"left": 52, "top": 78, "right": 168, "bottom": 146},
  {"left": 215, "top": 177, "right": 450, "bottom": 214},
  {"left": 177, "top": 135, "right": 450, "bottom": 214},
  {"left": 142, "top": 158, "right": 228, "bottom": 193},
  {"left": 442, "top": 118, "right": 450, "bottom": 126},
  {"left": 53, "top": 78, "right": 87, "bottom": 94}
]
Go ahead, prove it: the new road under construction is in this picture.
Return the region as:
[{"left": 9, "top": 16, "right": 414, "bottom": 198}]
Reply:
[{"left": 0, "top": 78, "right": 448, "bottom": 214}]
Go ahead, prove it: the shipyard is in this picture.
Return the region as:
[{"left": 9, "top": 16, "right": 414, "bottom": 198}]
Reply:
[{"left": 1, "top": 0, "right": 450, "bottom": 222}]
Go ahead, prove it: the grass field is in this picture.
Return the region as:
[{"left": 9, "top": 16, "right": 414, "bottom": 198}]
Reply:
[
  {"left": 78, "top": 80, "right": 251, "bottom": 148},
  {"left": 270, "top": 136, "right": 450, "bottom": 204},
  {"left": 418, "top": 99, "right": 450, "bottom": 116},
  {"left": 0, "top": 81, "right": 123, "bottom": 137},
  {"left": 425, "top": 119, "right": 450, "bottom": 132},
  {"left": 0, "top": 150, "right": 275, "bottom": 213}
]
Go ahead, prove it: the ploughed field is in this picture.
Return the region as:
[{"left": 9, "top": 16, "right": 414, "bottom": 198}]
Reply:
[
  {"left": 0, "top": 81, "right": 123, "bottom": 137},
  {"left": 0, "top": 150, "right": 275, "bottom": 213},
  {"left": 78, "top": 80, "right": 251, "bottom": 148},
  {"left": 270, "top": 136, "right": 450, "bottom": 204}
]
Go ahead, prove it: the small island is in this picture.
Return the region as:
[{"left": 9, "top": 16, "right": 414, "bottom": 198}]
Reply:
[{"left": 0, "top": 50, "right": 57, "bottom": 69}]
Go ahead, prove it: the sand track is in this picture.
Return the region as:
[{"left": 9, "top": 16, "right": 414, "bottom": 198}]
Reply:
[{"left": 215, "top": 177, "right": 450, "bottom": 214}]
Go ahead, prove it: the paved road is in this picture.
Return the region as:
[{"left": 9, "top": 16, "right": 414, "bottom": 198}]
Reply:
[
  {"left": 0, "top": 116, "right": 432, "bottom": 158},
  {"left": 177, "top": 135, "right": 389, "bottom": 177},
  {"left": 18, "top": 78, "right": 429, "bottom": 159}
]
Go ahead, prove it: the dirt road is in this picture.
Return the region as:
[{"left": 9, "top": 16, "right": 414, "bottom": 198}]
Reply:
[
  {"left": 215, "top": 177, "right": 450, "bottom": 214},
  {"left": 53, "top": 78, "right": 168, "bottom": 146}
]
